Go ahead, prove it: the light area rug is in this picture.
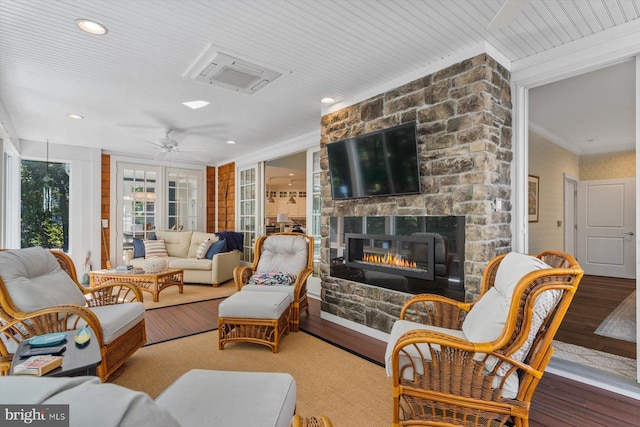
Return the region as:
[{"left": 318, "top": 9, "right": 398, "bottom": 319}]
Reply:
[
  {"left": 594, "top": 291, "right": 637, "bottom": 343},
  {"left": 111, "top": 331, "right": 392, "bottom": 426},
  {"left": 143, "top": 280, "right": 236, "bottom": 309},
  {"left": 552, "top": 340, "right": 637, "bottom": 379}
]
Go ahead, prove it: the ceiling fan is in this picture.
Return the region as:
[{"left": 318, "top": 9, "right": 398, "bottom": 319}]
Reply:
[
  {"left": 144, "top": 129, "right": 207, "bottom": 159},
  {"left": 145, "top": 129, "right": 181, "bottom": 153},
  {"left": 487, "top": 0, "right": 528, "bottom": 31}
]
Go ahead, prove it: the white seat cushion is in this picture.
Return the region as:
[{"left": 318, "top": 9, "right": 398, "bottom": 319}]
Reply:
[
  {"left": 241, "top": 284, "right": 296, "bottom": 300},
  {"left": 257, "top": 235, "right": 308, "bottom": 274},
  {"left": 156, "top": 369, "right": 296, "bottom": 427},
  {"left": 167, "top": 258, "right": 212, "bottom": 270},
  {"left": 219, "top": 291, "right": 291, "bottom": 319},
  {"left": 462, "top": 252, "right": 551, "bottom": 343},
  {"left": 1, "top": 376, "right": 180, "bottom": 427},
  {"left": 77, "top": 303, "right": 145, "bottom": 345},
  {"left": 0, "top": 247, "right": 86, "bottom": 312}
]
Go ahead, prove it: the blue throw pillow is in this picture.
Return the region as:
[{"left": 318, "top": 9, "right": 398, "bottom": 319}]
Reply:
[
  {"left": 205, "top": 239, "right": 227, "bottom": 260},
  {"left": 132, "top": 238, "right": 146, "bottom": 258}
]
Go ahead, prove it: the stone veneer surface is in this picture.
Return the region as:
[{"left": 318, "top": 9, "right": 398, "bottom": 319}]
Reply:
[{"left": 319, "top": 53, "right": 513, "bottom": 334}]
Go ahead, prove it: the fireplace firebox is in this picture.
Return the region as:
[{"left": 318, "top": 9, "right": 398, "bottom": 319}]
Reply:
[
  {"left": 330, "top": 215, "right": 465, "bottom": 297},
  {"left": 345, "top": 233, "right": 435, "bottom": 281}
]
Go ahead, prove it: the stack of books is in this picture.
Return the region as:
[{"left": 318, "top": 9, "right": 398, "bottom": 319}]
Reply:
[
  {"left": 13, "top": 355, "right": 63, "bottom": 376},
  {"left": 116, "top": 264, "right": 134, "bottom": 273}
]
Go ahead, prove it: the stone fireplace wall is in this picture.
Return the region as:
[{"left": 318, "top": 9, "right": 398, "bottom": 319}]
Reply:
[{"left": 319, "top": 53, "right": 513, "bottom": 334}]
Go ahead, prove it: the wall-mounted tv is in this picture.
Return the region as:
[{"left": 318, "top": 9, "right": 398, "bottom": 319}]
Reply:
[{"left": 327, "top": 122, "right": 421, "bottom": 200}]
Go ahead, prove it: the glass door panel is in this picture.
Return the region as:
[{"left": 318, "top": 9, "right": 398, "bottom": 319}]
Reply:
[
  {"left": 120, "top": 166, "right": 158, "bottom": 252},
  {"left": 237, "top": 164, "right": 263, "bottom": 263},
  {"left": 167, "top": 169, "right": 201, "bottom": 231}
]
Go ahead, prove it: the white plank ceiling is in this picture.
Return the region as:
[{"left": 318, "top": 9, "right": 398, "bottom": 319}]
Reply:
[{"left": 0, "top": 0, "right": 638, "bottom": 164}]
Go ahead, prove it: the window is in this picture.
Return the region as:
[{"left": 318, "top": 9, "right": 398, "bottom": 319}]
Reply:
[{"left": 20, "top": 160, "right": 70, "bottom": 251}]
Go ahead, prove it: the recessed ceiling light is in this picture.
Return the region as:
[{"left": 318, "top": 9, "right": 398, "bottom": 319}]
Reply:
[
  {"left": 320, "top": 97, "right": 336, "bottom": 104},
  {"left": 66, "top": 114, "right": 84, "bottom": 119},
  {"left": 76, "top": 19, "right": 108, "bottom": 35},
  {"left": 182, "top": 100, "right": 210, "bottom": 110},
  {"left": 225, "top": 140, "right": 236, "bottom": 145},
  {"left": 288, "top": 173, "right": 294, "bottom": 176}
]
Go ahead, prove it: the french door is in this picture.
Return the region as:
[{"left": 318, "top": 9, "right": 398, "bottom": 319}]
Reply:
[
  {"left": 237, "top": 163, "right": 264, "bottom": 264},
  {"left": 115, "top": 162, "right": 204, "bottom": 259}
]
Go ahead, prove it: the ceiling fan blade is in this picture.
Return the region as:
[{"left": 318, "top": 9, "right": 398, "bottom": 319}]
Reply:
[
  {"left": 144, "top": 140, "right": 165, "bottom": 148},
  {"left": 487, "top": 0, "right": 528, "bottom": 31}
]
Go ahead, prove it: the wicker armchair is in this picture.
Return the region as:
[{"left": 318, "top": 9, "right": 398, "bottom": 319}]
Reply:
[
  {"left": 0, "top": 247, "right": 146, "bottom": 380},
  {"left": 233, "top": 232, "right": 313, "bottom": 332},
  {"left": 387, "top": 250, "right": 583, "bottom": 427},
  {"left": 289, "top": 415, "right": 334, "bottom": 427}
]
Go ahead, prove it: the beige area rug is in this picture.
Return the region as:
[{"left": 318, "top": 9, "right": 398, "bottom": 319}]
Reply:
[
  {"left": 552, "top": 340, "right": 637, "bottom": 379},
  {"left": 594, "top": 291, "right": 637, "bottom": 343},
  {"left": 143, "top": 280, "right": 236, "bottom": 309},
  {"left": 111, "top": 331, "right": 392, "bottom": 426}
]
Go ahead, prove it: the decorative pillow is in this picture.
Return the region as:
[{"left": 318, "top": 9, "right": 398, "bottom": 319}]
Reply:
[
  {"left": 248, "top": 272, "right": 297, "bottom": 286},
  {"left": 132, "top": 238, "right": 145, "bottom": 259},
  {"left": 195, "top": 239, "right": 213, "bottom": 260},
  {"left": 144, "top": 239, "right": 168, "bottom": 258},
  {"left": 205, "top": 239, "right": 227, "bottom": 260}
]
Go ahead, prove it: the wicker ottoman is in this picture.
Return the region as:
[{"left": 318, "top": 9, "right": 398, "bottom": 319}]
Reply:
[{"left": 218, "top": 291, "right": 292, "bottom": 353}]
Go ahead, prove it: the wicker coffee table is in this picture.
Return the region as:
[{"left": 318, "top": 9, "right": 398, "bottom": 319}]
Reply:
[{"left": 90, "top": 268, "right": 184, "bottom": 302}]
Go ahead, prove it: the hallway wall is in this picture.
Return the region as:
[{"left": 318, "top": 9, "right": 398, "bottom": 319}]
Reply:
[{"left": 528, "top": 131, "right": 579, "bottom": 255}]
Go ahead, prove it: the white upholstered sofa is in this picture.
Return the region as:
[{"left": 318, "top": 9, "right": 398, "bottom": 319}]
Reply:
[{"left": 124, "top": 231, "right": 242, "bottom": 286}]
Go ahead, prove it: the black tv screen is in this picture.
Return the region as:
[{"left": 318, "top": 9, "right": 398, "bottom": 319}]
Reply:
[{"left": 327, "top": 122, "right": 421, "bottom": 200}]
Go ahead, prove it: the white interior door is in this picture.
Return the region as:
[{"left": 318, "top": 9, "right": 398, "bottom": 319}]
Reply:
[{"left": 577, "top": 177, "right": 636, "bottom": 278}]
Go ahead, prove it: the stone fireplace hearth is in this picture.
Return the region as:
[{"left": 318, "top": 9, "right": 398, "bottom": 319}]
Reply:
[{"left": 319, "top": 53, "right": 513, "bottom": 335}]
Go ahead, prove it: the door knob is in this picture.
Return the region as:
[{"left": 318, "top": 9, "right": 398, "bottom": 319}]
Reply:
[{"left": 624, "top": 232, "right": 635, "bottom": 236}]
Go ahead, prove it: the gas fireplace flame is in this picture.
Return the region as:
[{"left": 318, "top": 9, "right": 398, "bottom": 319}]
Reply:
[{"left": 362, "top": 252, "right": 417, "bottom": 268}]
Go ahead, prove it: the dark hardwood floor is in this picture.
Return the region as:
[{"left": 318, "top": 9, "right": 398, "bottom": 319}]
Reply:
[
  {"left": 145, "top": 299, "right": 222, "bottom": 345},
  {"left": 145, "top": 291, "right": 639, "bottom": 426},
  {"left": 555, "top": 274, "right": 635, "bottom": 359}
]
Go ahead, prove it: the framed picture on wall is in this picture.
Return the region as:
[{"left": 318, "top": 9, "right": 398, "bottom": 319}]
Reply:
[{"left": 528, "top": 175, "right": 539, "bottom": 223}]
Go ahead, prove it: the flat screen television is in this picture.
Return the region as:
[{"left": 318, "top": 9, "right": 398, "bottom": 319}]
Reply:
[{"left": 327, "top": 122, "right": 421, "bottom": 200}]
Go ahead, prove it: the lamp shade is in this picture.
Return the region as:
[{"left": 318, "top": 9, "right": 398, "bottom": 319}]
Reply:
[{"left": 276, "top": 213, "right": 289, "bottom": 223}]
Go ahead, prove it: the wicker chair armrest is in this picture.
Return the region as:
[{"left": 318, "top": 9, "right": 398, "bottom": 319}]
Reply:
[
  {"left": 392, "top": 329, "right": 541, "bottom": 398},
  {"left": 289, "top": 415, "right": 334, "bottom": 427},
  {"left": 292, "top": 267, "right": 313, "bottom": 297},
  {"left": 400, "top": 294, "right": 471, "bottom": 329},
  {"left": 82, "top": 283, "right": 143, "bottom": 306},
  {"left": 0, "top": 304, "right": 104, "bottom": 354},
  {"left": 233, "top": 265, "right": 255, "bottom": 291}
]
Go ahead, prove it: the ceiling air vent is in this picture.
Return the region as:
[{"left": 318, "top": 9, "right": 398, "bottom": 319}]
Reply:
[{"left": 185, "top": 48, "right": 282, "bottom": 94}]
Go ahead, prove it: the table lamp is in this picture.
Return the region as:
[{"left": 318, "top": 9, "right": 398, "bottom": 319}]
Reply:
[{"left": 276, "top": 213, "right": 289, "bottom": 232}]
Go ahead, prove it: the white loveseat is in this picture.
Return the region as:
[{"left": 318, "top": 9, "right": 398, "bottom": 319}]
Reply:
[{"left": 124, "top": 231, "right": 241, "bottom": 287}]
